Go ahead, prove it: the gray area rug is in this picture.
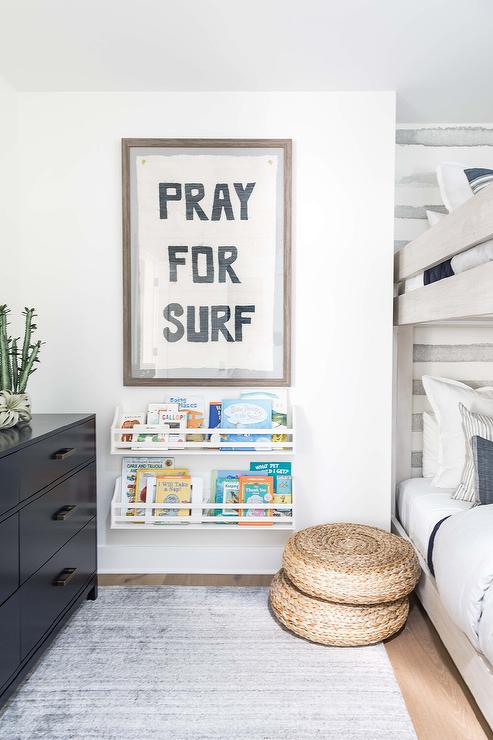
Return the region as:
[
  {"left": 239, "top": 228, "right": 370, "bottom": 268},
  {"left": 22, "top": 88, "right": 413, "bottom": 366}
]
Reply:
[{"left": 0, "top": 586, "right": 416, "bottom": 739}]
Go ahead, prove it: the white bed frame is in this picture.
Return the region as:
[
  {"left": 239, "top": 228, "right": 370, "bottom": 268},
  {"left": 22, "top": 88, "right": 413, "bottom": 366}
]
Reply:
[{"left": 393, "top": 186, "right": 493, "bottom": 729}]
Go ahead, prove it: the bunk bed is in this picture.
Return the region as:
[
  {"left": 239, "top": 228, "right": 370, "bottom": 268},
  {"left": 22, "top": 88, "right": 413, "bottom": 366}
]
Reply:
[{"left": 393, "top": 184, "right": 493, "bottom": 729}]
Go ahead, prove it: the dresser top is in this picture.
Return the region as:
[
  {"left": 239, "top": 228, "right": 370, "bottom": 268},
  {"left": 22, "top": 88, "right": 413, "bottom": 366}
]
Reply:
[{"left": 0, "top": 414, "right": 95, "bottom": 458}]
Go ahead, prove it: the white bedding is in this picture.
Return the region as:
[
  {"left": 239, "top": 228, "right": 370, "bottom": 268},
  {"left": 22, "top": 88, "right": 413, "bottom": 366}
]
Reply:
[
  {"left": 402, "top": 238, "right": 493, "bottom": 293},
  {"left": 396, "top": 477, "right": 471, "bottom": 558},
  {"left": 398, "top": 478, "right": 493, "bottom": 667},
  {"left": 433, "top": 504, "right": 493, "bottom": 665}
]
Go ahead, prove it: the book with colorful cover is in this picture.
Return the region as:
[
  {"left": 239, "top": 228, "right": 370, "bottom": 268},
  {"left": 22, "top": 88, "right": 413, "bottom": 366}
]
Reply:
[
  {"left": 168, "top": 395, "right": 205, "bottom": 441},
  {"left": 119, "top": 413, "right": 146, "bottom": 442},
  {"left": 216, "top": 479, "right": 240, "bottom": 518},
  {"left": 241, "top": 390, "right": 288, "bottom": 443},
  {"left": 154, "top": 476, "right": 192, "bottom": 518},
  {"left": 133, "top": 468, "right": 189, "bottom": 515},
  {"left": 212, "top": 469, "right": 247, "bottom": 516},
  {"left": 208, "top": 401, "right": 222, "bottom": 443},
  {"left": 220, "top": 398, "right": 272, "bottom": 451},
  {"left": 158, "top": 410, "right": 187, "bottom": 446},
  {"left": 249, "top": 462, "right": 292, "bottom": 477},
  {"left": 146, "top": 403, "right": 179, "bottom": 425},
  {"left": 121, "top": 457, "right": 174, "bottom": 516},
  {"left": 273, "top": 475, "right": 292, "bottom": 517},
  {"left": 249, "top": 462, "right": 292, "bottom": 517},
  {"left": 238, "top": 475, "right": 274, "bottom": 526}
]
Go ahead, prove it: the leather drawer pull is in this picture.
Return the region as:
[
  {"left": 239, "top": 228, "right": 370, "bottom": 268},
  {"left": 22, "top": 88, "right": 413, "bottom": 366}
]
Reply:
[
  {"left": 53, "top": 568, "right": 77, "bottom": 587},
  {"left": 53, "top": 505, "right": 77, "bottom": 521},
  {"left": 53, "top": 447, "right": 76, "bottom": 460}
]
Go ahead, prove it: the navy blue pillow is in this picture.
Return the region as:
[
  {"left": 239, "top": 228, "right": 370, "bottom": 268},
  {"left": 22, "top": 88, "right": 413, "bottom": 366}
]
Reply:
[
  {"left": 471, "top": 436, "right": 493, "bottom": 505},
  {"left": 465, "top": 168, "right": 493, "bottom": 195}
]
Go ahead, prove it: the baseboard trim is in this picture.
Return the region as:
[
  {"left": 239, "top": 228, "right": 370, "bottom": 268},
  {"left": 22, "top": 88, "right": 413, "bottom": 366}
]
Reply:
[{"left": 97, "top": 544, "right": 284, "bottom": 574}]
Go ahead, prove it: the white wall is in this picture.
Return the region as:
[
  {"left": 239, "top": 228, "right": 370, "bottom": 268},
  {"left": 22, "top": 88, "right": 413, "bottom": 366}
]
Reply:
[
  {"left": 0, "top": 75, "right": 18, "bottom": 302},
  {"left": 13, "top": 91, "right": 395, "bottom": 572}
]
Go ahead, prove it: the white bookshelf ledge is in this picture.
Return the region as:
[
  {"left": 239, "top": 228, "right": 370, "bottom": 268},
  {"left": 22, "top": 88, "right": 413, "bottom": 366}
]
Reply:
[{"left": 110, "top": 477, "right": 295, "bottom": 531}]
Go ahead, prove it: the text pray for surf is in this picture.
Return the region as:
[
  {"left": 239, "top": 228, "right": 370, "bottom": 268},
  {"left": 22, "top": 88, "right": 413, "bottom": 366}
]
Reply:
[{"left": 159, "top": 182, "right": 258, "bottom": 343}]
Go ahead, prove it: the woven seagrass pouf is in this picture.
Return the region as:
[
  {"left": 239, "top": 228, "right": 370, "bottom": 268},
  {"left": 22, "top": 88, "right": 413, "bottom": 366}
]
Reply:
[
  {"left": 282, "top": 523, "right": 420, "bottom": 605},
  {"left": 269, "top": 569, "right": 409, "bottom": 646}
]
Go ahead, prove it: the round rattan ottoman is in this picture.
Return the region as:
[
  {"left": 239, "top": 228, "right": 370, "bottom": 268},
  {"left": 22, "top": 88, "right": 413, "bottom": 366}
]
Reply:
[
  {"left": 269, "top": 569, "right": 409, "bottom": 646},
  {"left": 269, "top": 523, "right": 420, "bottom": 646},
  {"left": 282, "top": 523, "right": 420, "bottom": 605}
]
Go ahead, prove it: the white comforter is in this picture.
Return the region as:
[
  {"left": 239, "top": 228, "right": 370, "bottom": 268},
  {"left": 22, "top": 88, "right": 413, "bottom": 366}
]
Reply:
[{"left": 433, "top": 504, "right": 493, "bottom": 664}]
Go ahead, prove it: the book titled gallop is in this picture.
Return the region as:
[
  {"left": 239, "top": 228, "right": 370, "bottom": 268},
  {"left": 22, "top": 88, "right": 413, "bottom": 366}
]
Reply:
[
  {"left": 238, "top": 475, "right": 274, "bottom": 526},
  {"left": 220, "top": 399, "right": 272, "bottom": 451}
]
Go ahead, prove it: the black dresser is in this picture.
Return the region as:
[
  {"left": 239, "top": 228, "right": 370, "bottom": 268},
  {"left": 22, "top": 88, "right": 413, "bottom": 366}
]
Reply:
[{"left": 0, "top": 414, "right": 97, "bottom": 706}]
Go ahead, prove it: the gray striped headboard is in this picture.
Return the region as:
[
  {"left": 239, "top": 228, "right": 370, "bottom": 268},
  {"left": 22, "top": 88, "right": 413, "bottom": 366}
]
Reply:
[{"left": 395, "top": 125, "right": 493, "bottom": 477}]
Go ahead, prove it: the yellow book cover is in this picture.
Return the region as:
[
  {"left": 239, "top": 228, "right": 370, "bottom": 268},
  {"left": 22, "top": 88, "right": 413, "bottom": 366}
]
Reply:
[
  {"left": 131, "top": 468, "right": 189, "bottom": 515},
  {"left": 154, "top": 476, "right": 192, "bottom": 517}
]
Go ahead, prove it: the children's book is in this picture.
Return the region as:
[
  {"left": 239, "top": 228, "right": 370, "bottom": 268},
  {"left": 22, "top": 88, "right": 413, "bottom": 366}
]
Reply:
[
  {"left": 273, "top": 475, "right": 292, "bottom": 517},
  {"left": 120, "top": 457, "right": 174, "bottom": 516},
  {"left": 167, "top": 395, "right": 205, "bottom": 441},
  {"left": 208, "top": 401, "right": 222, "bottom": 443},
  {"left": 220, "top": 398, "right": 272, "bottom": 451},
  {"left": 133, "top": 468, "right": 189, "bottom": 515},
  {"left": 119, "top": 414, "right": 145, "bottom": 442},
  {"left": 238, "top": 475, "right": 274, "bottom": 526},
  {"left": 154, "top": 476, "right": 192, "bottom": 519},
  {"left": 147, "top": 403, "right": 179, "bottom": 425},
  {"left": 212, "top": 469, "right": 247, "bottom": 515},
  {"left": 158, "top": 410, "right": 187, "bottom": 446},
  {"left": 249, "top": 461, "right": 292, "bottom": 477},
  {"left": 249, "top": 463, "right": 292, "bottom": 517},
  {"left": 216, "top": 479, "right": 240, "bottom": 518},
  {"left": 241, "top": 390, "right": 288, "bottom": 443}
]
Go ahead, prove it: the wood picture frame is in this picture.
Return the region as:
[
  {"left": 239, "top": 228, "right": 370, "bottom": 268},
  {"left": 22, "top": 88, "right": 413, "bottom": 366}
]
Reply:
[{"left": 122, "top": 138, "right": 291, "bottom": 386}]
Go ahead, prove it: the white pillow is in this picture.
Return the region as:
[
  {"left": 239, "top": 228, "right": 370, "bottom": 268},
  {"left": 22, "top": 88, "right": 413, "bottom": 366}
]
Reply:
[
  {"left": 454, "top": 404, "right": 493, "bottom": 502},
  {"left": 422, "top": 411, "right": 439, "bottom": 478},
  {"left": 422, "top": 376, "right": 493, "bottom": 488},
  {"left": 436, "top": 162, "right": 473, "bottom": 212}
]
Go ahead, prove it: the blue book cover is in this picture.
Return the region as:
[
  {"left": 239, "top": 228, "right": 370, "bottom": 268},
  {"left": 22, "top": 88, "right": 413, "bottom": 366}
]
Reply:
[
  {"left": 249, "top": 461, "right": 292, "bottom": 477},
  {"left": 220, "top": 399, "right": 272, "bottom": 451}
]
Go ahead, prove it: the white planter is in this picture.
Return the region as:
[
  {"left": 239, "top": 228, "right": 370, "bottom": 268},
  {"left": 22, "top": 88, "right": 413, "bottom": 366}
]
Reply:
[{"left": 0, "top": 391, "right": 32, "bottom": 429}]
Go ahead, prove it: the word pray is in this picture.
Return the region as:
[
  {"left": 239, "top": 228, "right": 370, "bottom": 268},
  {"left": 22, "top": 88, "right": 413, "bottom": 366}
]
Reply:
[{"left": 159, "top": 182, "right": 256, "bottom": 221}]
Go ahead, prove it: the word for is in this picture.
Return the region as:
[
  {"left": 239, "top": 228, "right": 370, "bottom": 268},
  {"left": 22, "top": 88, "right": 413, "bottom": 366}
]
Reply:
[{"left": 168, "top": 246, "right": 240, "bottom": 284}]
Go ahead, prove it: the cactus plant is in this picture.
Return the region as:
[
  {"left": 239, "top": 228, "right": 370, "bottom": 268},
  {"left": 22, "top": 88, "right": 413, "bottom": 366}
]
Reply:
[{"left": 0, "top": 305, "right": 43, "bottom": 394}]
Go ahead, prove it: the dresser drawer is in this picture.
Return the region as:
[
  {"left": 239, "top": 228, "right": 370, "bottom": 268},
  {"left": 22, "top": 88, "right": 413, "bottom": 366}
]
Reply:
[
  {"left": 18, "top": 420, "right": 95, "bottom": 502},
  {"left": 20, "top": 464, "right": 96, "bottom": 582},
  {"left": 0, "top": 593, "right": 20, "bottom": 690},
  {"left": 0, "top": 452, "right": 20, "bottom": 516},
  {"left": 20, "top": 520, "right": 96, "bottom": 659},
  {"left": 0, "top": 514, "right": 19, "bottom": 606}
]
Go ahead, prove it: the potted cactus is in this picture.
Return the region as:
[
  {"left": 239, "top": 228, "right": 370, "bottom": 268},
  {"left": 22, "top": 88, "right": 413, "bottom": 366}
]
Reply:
[{"left": 0, "top": 305, "right": 43, "bottom": 429}]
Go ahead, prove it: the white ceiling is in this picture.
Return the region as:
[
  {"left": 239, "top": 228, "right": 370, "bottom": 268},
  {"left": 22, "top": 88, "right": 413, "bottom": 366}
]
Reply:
[{"left": 1, "top": 0, "right": 492, "bottom": 122}]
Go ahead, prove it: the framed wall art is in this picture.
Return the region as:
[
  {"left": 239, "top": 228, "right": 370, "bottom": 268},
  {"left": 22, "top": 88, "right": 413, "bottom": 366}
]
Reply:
[{"left": 122, "top": 138, "right": 291, "bottom": 386}]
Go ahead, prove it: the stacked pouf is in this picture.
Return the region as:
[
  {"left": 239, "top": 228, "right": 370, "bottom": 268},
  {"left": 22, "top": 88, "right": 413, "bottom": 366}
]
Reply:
[{"left": 270, "top": 523, "right": 420, "bottom": 646}]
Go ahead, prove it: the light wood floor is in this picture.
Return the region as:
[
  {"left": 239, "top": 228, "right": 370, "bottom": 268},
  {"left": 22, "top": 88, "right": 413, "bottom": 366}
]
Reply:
[{"left": 99, "top": 574, "right": 493, "bottom": 739}]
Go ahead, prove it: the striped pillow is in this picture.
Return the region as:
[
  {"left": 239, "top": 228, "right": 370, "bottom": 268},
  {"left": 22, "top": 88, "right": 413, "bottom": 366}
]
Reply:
[
  {"left": 465, "top": 167, "right": 493, "bottom": 195},
  {"left": 454, "top": 403, "right": 493, "bottom": 502}
]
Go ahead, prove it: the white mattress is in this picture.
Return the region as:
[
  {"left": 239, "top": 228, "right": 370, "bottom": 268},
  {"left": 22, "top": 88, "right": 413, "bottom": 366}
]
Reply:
[{"left": 397, "top": 477, "right": 472, "bottom": 559}]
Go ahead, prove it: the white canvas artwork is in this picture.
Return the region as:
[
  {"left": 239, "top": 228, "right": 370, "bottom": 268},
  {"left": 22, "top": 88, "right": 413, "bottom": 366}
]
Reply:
[{"left": 124, "top": 141, "right": 290, "bottom": 384}]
